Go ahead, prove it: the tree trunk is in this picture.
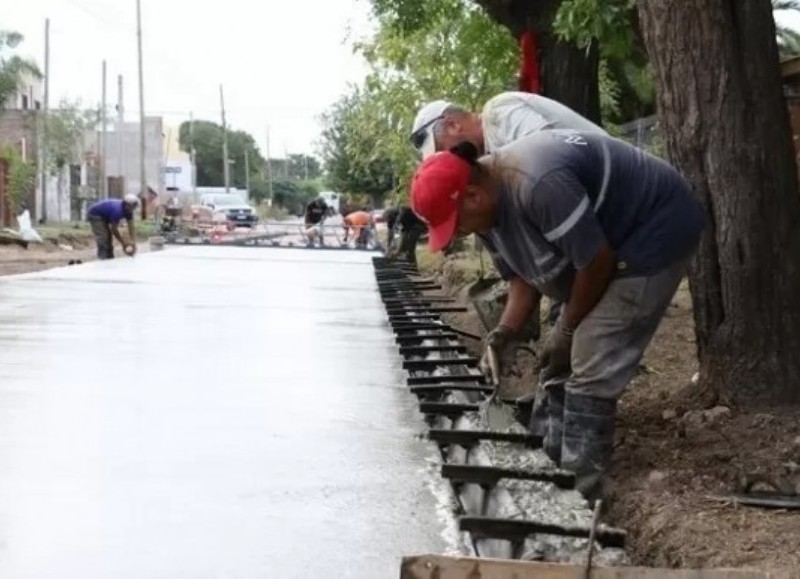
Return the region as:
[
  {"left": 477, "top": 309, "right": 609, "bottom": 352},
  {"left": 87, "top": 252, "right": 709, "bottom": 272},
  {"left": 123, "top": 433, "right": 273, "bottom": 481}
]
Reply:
[
  {"left": 638, "top": 0, "right": 800, "bottom": 405},
  {"left": 473, "top": 0, "right": 601, "bottom": 123}
]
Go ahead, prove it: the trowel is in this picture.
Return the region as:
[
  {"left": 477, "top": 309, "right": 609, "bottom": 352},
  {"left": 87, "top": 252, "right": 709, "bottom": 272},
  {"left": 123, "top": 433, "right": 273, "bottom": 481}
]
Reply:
[{"left": 478, "top": 343, "right": 536, "bottom": 431}]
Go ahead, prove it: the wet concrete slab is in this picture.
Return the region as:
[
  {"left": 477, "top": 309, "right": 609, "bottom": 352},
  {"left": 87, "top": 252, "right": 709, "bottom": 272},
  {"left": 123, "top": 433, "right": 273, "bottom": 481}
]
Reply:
[{"left": 0, "top": 248, "right": 458, "bottom": 578}]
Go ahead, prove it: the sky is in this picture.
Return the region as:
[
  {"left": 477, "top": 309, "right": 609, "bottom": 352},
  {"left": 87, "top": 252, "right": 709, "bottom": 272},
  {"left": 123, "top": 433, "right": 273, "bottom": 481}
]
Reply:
[{"left": 4, "top": 0, "right": 374, "bottom": 158}]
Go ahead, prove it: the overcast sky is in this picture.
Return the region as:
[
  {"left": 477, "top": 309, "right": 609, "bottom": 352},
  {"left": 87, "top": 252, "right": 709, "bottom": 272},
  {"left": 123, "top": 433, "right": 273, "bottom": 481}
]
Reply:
[{"left": 6, "top": 0, "right": 373, "bottom": 159}]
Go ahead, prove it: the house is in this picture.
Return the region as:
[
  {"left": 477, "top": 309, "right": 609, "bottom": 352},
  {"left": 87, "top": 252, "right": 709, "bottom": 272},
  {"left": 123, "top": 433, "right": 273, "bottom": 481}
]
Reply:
[
  {"left": 83, "top": 116, "right": 166, "bottom": 201},
  {"left": 162, "top": 125, "right": 194, "bottom": 193},
  {"left": 0, "top": 74, "right": 50, "bottom": 225}
]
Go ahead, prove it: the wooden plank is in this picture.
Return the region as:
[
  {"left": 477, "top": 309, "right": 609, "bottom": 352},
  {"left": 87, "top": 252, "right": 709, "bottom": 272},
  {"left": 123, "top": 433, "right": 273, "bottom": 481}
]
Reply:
[{"left": 400, "top": 554, "right": 800, "bottom": 579}]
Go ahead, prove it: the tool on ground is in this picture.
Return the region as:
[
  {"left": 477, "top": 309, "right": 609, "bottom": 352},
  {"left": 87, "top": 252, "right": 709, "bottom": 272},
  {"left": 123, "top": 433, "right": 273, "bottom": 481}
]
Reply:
[
  {"left": 712, "top": 474, "right": 800, "bottom": 510},
  {"left": 585, "top": 499, "right": 602, "bottom": 579}
]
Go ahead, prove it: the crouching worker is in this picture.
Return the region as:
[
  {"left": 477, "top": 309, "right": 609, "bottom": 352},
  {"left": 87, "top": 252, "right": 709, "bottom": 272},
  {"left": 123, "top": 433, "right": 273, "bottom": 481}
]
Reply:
[
  {"left": 386, "top": 205, "right": 426, "bottom": 267},
  {"left": 410, "top": 132, "right": 705, "bottom": 500},
  {"left": 343, "top": 210, "right": 375, "bottom": 248},
  {"left": 87, "top": 194, "right": 139, "bottom": 259}
]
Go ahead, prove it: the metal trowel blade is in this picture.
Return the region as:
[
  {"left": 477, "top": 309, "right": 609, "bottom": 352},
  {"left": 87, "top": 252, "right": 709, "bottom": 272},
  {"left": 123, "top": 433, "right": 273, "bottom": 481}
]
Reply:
[{"left": 477, "top": 346, "right": 518, "bottom": 430}]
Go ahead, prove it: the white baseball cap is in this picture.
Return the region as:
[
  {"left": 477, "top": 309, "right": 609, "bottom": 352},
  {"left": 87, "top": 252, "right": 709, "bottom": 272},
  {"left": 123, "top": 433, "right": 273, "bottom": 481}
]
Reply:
[{"left": 410, "top": 100, "right": 453, "bottom": 159}]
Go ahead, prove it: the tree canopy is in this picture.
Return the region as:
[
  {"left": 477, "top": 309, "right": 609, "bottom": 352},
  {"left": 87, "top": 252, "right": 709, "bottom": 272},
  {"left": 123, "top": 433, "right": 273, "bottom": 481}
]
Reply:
[
  {"left": 0, "top": 30, "right": 41, "bottom": 110},
  {"left": 317, "top": 0, "right": 517, "bottom": 202}
]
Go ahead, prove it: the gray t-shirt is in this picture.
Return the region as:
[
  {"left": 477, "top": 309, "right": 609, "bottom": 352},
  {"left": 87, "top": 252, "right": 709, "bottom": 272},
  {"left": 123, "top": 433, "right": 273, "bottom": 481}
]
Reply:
[{"left": 480, "top": 130, "right": 706, "bottom": 301}]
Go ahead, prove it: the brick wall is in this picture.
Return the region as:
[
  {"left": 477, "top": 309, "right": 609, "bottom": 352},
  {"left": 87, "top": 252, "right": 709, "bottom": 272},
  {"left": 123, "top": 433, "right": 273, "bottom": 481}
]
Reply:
[{"left": 0, "top": 110, "right": 39, "bottom": 163}]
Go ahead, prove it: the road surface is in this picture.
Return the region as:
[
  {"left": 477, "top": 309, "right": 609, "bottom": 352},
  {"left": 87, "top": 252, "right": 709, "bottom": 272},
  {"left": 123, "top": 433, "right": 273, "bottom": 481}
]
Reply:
[{"left": 0, "top": 247, "right": 457, "bottom": 578}]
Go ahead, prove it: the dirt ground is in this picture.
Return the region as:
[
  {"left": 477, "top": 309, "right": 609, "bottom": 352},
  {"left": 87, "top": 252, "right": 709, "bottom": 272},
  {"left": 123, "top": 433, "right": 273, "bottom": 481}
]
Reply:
[{"left": 420, "top": 250, "right": 800, "bottom": 572}]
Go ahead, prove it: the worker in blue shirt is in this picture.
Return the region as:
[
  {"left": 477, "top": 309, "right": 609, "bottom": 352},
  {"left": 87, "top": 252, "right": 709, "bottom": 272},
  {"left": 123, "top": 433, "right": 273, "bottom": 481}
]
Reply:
[{"left": 86, "top": 194, "right": 139, "bottom": 259}]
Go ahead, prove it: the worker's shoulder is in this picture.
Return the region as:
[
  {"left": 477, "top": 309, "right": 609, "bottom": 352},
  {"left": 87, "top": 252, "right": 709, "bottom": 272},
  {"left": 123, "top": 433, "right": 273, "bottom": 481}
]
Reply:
[{"left": 482, "top": 91, "right": 554, "bottom": 113}]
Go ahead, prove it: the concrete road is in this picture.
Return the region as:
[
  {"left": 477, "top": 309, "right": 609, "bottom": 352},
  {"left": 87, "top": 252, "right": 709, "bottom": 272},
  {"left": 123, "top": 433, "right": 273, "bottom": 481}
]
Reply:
[{"left": 0, "top": 247, "right": 458, "bottom": 578}]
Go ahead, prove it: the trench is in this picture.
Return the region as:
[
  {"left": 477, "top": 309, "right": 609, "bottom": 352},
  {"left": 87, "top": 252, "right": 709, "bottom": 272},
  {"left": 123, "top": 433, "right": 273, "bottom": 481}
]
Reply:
[{"left": 373, "top": 255, "right": 629, "bottom": 566}]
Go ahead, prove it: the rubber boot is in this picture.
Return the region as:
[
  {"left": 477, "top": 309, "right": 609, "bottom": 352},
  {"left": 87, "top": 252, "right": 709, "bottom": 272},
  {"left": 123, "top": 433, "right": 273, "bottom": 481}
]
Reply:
[
  {"left": 542, "top": 384, "right": 565, "bottom": 465},
  {"left": 561, "top": 391, "right": 617, "bottom": 502}
]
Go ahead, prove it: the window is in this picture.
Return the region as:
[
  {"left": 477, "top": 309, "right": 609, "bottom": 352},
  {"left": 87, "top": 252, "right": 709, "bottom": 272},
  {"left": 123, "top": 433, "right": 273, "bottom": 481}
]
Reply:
[{"left": 21, "top": 95, "right": 29, "bottom": 110}]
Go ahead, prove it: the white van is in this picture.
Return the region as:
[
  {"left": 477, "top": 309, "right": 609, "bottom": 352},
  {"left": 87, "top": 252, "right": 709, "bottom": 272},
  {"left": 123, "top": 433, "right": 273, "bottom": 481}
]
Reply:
[{"left": 319, "top": 191, "right": 340, "bottom": 213}]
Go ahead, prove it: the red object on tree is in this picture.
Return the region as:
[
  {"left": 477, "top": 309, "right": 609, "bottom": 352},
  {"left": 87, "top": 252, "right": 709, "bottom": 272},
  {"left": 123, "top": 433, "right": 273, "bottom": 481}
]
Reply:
[{"left": 518, "top": 30, "right": 541, "bottom": 94}]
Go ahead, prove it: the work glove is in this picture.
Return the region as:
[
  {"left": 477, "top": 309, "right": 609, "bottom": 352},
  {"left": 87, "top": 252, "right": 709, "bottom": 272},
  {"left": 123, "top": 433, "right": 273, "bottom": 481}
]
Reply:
[
  {"left": 479, "top": 325, "right": 520, "bottom": 386},
  {"left": 538, "top": 320, "right": 574, "bottom": 381}
]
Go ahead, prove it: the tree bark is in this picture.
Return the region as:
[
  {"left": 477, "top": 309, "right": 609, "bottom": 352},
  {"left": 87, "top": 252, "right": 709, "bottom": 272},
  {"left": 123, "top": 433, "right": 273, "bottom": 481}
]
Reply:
[
  {"left": 473, "top": 0, "right": 601, "bottom": 123},
  {"left": 638, "top": 0, "right": 800, "bottom": 405}
]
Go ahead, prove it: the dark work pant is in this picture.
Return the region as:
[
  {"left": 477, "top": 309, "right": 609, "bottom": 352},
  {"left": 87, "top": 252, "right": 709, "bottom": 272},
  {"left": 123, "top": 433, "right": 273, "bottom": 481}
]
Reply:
[
  {"left": 399, "top": 227, "right": 423, "bottom": 266},
  {"left": 89, "top": 217, "right": 114, "bottom": 259}
]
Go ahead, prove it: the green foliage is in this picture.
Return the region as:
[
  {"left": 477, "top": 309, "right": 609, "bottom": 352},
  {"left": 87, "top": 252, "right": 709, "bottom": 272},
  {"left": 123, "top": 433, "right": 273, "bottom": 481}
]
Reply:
[
  {"left": 553, "top": 0, "right": 637, "bottom": 61},
  {"left": 553, "top": 0, "right": 655, "bottom": 125},
  {"left": 318, "top": 88, "right": 396, "bottom": 205},
  {"left": 318, "top": 0, "right": 516, "bottom": 202},
  {"left": 3, "top": 145, "right": 36, "bottom": 213},
  {"left": 179, "top": 121, "right": 321, "bottom": 212},
  {"left": 46, "top": 99, "right": 98, "bottom": 171},
  {"left": 266, "top": 154, "right": 321, "bottom": 182},
  {"left": 775, "top": 0, "right": 800, "bottom": 58},
  {"left": 270, "top": 179, "right": 318, "bottom": 214},
  {"left": 178, "top": 120, "right": 267, "bottom": 188},
  {"left": 0, "top": 30, "right": 41, "bottom": 110},
  {"left": 287, "top": 154, "right": 321, "bottom": 181}
]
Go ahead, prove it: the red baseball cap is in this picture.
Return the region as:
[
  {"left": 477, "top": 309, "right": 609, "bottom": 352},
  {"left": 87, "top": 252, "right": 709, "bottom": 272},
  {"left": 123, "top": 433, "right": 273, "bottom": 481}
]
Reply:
[{"left": 410, "top": 151, "right": 471, "bottom": 252}]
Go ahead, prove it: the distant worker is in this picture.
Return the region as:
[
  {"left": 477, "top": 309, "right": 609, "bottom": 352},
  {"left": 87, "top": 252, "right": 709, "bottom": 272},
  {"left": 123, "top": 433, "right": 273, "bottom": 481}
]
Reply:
[
  {"left": 343, "top": 210, "right": 375, "bottom": 249},
  {"left": 304, "top": 197, "right": 329, "bottom": 247},
  {"left": 86, "top": 194, "right": 139, "bottom": 260},
  {"left": 384, "top": 206, "right": 400, "bottom": 248},
  {"left": 386, "top": 205, "right": 426, "bottom": 266}
]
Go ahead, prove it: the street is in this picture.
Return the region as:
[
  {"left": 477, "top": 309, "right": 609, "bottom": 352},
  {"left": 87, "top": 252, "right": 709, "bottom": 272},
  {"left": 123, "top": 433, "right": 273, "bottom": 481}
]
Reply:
[{"left": 0, "top": 248, "right": 455, "bottom": 578}]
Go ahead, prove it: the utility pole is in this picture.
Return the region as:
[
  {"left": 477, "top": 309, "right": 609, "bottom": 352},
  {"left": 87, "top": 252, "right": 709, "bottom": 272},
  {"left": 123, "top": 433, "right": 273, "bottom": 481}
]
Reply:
[
  {"left": 220, "top": 84, "right": 229, "bottom": 193},
  {"left": 303, "top": 154, "right": 308, "bottom": 181},
  {"left": 41, "top": 18, "right": 50, "bottom": 223},
  {"left": 189, "top": 111, "right": 197, "bottom": 198},
  {"left": 283, "top": 143, "right": 289, "bottom": 179},
  {"left": 100, "top": 60, "right": 107, "bottom": 198},
  {"left": 117, "top": 74, "right": 125, "bottom": 191},
  {"left": 136, "top": 0, "right": 147, "bottom": 219},
  {"left": 265, "top": 126, "right": 273, "bottom": 202},
  {"left": 244, "top": 149, "right": 250, "bottom": 198}
]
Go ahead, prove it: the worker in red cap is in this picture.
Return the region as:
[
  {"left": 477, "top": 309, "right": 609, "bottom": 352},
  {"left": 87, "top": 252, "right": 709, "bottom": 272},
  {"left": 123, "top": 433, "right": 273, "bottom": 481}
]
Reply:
[
  {"left": 412, "top": 93, "right": 606, "bottom": 329},
  {"left": 410, "top": 133, "right": 706, "bottom": 501}
]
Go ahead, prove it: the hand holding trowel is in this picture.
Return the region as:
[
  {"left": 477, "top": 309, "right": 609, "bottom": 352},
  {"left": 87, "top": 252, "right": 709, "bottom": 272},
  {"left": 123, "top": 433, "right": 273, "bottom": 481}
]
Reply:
[{"left": 477, "top": 326, "right": 536, "bottom": 429}]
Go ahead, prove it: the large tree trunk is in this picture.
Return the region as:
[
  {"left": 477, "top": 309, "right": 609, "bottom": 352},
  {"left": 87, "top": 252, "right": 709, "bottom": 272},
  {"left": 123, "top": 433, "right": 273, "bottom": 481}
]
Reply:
[
  {"left": 473, "top": 0, "right": 601, "bottom": 123},
  {"left": 638, "top": 0, "right": 800, "bottom": 405}
]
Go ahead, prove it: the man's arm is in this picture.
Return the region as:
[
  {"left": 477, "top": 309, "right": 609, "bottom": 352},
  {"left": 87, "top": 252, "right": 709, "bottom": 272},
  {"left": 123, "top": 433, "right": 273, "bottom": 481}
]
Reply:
[
  {"left": 560, "top": 242, "right": 614, "bottom": 331},
  {"left": 126, "top": 218, "right": 136, "bottom": 248},
  {"left": 498, "top": 276, "right": 541, "bottom": 333},
  {"left": 109, "top": 223, "right": 125, "bottom": 245}
]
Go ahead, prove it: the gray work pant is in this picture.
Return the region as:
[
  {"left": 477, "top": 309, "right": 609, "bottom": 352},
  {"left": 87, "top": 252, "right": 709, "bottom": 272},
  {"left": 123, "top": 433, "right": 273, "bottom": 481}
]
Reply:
[
  {"left": 89, "top": 217, "right": 114, "bottom": 260},
  {"left": 539, "top": 257, "right": 689, "bottom": 401}
]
